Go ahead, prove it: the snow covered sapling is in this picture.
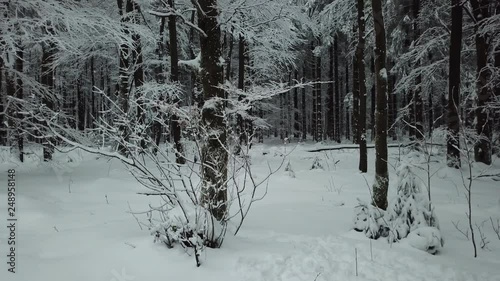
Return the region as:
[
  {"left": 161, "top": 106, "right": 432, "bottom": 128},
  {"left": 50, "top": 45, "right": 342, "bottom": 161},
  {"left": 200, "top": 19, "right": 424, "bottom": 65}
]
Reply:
[
  {"left": 311, "top": 156, "right": 324, "bottom": 170},
  {"left": 386, "top": 163, "right": 443, "bottom": 253},
  {"left": 284, "top": 161, "right": 296, "bottom": 178},
  {"left": 353, "top": 199, "right": 389, "bottom": 239}
]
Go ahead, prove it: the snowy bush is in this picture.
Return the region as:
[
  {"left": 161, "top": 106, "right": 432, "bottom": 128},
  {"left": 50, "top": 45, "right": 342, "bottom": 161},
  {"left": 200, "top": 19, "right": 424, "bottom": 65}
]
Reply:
[
  {"left": 386, "top": 163, "right": 443, "bottom": 250},
  {"left": 284, "top": 161, "right": 296, "bottom": 178},
  {"left": 311, "top": 156, "right": 324, "bottom": 170},
  {"left": 353, "top": 199, "right": 389, "bottom": 239},
  {"left": 406, "top": 227, "right": 443, "bottom": 255}
]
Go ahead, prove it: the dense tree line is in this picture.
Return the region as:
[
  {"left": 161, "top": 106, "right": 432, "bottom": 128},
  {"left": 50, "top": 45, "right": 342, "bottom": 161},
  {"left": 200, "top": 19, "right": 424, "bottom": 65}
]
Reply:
[{"left": 1, "top": 0, "right": 499, "bottom": 226}]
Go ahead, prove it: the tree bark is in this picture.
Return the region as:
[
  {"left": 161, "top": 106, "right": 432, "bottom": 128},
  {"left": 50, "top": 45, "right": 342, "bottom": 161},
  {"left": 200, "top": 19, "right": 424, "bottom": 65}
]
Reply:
[
  {"left": 90, "top": 55, "right": 96, "bottom": 128},
  {"left": 334, "top": 35, "right": 340, "bottom": 143},
  {"left": 0, "top": 57, "right": 5, "bottom": 146},
  {"left": 311, "top": 41, "right": 317, "bottom": 140},
  {"left": 117, "top": 0, "right": 131, "bottom": 155},
  {"left": 470, "top": 0, "right": 492, "bottom": 165},
  {"left": 226, "top": 32, "right": 233, "bottom": 81},
  {"left": 152, "top": 17, "right": 166, "bottom": 151},
  {"left": 327, "top": 43, "right": 335, "bottom": 140},
  {"left": 357, "top": 0, "right": 367, "bottom": 173},
  {"left": 352, "top": 25, "right": 360, "bottom": 144},
  {"left": 413, "top": 0, "right": 424, "bottom": 140},
  {"left": 41, "top": 44, "right": 55, "bottom": 161},
  {"left": 167, "top": 0, "right": 185, "bottom": 164},
  {"left": 302, "top": 66, "right": 307, "bottom": 140},
  {"left": 447, "top": 0, "right": 463, "bottom": 169},
  {"left": 315, "top": 42, "right": 323, "bottom": 141},
  {"left": 15, "top": 46, "right": 24, "bottom": 162},
  {"left": 294, "top": 70, "right": 299, "bottom": 139},
  {"left": 346, "top": 61, "right": 350, "bottom": 140},
  {"left": 371, "top": 0, "right": 389, "bottom": 210},
  {"left": 198, "top": 0, "right": 228, "bottom": 229}
]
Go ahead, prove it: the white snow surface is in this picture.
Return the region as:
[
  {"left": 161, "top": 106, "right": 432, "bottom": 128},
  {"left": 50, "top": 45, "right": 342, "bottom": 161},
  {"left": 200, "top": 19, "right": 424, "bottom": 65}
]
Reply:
[{"left": 1, "top": 142, "right": 500, "bottom": 281}]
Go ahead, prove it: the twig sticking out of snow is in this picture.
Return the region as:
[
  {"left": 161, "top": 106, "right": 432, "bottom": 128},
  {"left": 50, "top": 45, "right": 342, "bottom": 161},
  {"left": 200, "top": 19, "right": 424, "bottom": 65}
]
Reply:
[
  {"left": 491, "top": 217, "right": 500, "bottom": 240},
  {"left": 354, "top": 248, "right": 358, "bottom": 277},
  {"left": 452, "top": 220, "right": 469, "bottom": 240},
  {"left": 124, "top": 242, "right": 136, "bottom": 249},
  {"left": 475, "top": 221, "right": 490, "bottom": 250}
]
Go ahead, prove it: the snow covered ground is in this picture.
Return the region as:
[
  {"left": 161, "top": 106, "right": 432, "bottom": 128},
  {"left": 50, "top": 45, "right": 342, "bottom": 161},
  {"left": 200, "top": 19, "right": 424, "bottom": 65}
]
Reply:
[{"left": 1, "top": 142, "right": 500, "bottom": 281}]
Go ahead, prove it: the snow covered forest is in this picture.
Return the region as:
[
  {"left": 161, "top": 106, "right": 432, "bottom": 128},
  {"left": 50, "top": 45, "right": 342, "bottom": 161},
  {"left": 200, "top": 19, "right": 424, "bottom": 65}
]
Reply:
[{"left": 1, "top": 0, "right": 500, "bottom": 280}]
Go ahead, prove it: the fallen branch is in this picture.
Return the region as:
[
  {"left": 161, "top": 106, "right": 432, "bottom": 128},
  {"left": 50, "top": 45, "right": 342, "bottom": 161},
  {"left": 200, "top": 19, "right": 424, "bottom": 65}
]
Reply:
[{"left": 307, "top": 142, "right": 445, "bottom": 152}]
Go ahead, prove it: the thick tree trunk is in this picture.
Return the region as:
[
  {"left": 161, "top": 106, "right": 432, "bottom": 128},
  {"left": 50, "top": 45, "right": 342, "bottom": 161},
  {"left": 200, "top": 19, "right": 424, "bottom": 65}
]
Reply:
[
  {"left": 132, "top": 2, "right": 145, "bottom": 150},
  {"left": 167, "top": 0, "right": 185, "bottom": 164},
  {"left": 41, "top": 45, "right": 55, "bottom": 161},
  {"left": 471, "top": 0, "right": 492, "bottom": 165},
  {"left": 117, "top": 0, "right": 131, "bottom": 155},
  {"left": 315, "top": 43, "right": 323, "bottom": 141},
  {"left": 413, "top": 0, "right": 424, "bottom": 140},
  {"left": 152, "top": 17, "right": 166, "bottom": 151},
  {"left": 226, "top": 32, "right": 233, "bottom": 81},
  {"left": 334, "top": 35, "right": 340, "bottom": 143},
  {"left": 447, "top": 0, "right": 463, "bottom": 169},
  {"left": 15, "top": 47, "right": 24, "bottom": 162},
  {"left": 357, "top": 0, "right": 367, "bottom": 173},
  {"left": 237, "top": 34, "right": 249, "bottom": 148},
  {"left": 327, "top": 43, "right": 334, "bottom": 140},
  {"left": 371, "top": 0, "right": 389, "bottom": 210},
  {"left": 198, "top": 0, "right": 228, "bottom": 229},
  {"left": 352, "top": 30, "right": 360, "bottom": 144}
]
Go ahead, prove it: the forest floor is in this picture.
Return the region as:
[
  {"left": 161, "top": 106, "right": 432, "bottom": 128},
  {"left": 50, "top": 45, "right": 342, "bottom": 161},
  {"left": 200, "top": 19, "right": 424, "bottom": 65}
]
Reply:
[{"left": 0, "top": 140, "right": 499, "bottom": 281}]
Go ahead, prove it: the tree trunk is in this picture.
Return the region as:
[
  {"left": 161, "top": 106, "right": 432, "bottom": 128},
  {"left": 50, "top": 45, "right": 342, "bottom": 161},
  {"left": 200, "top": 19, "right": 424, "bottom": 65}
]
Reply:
[
  {"left": 302, "top": 67, "right": 307, "bottom": 140},
  {"left": 428, "top": 84, "right": 434, "bottom": 137},
  {"left": 77, "top": 77, "right": 85, "bottom": 131},
  {"left": 311, "top": 41, "right": 317, "bottom": 141},
  {"left": 316, "top": 42, "right": 323, "bottom": 141},
  {"left": 90, "top": 55, "right": 96, "bottom": 128},
  {"left": 413, "top": 0, "right": 424, "bottom": 140},
  {"left": 131, "top": 2, "right": 146, "bottom": 150},
  {"left": 328, "top": 43, "right": 334, "bottom": 140},
  {"left": 352, "top": 27, "right": 360, "bottom": 144},
  {"left": 371, "top": 0, "right": 389, "bottom": 210},
  {"left": 357, "top": 0, "right": 367, "bottom": 173},
  {"left": 15, "top": 46, "right": 24, "bottom": 162},
  {"left": 198, "top": 0, "right": 228, "bottom": 230},
  {"left": 41, "top": 43, "right": 55, "bottom": 161},
  {"left": 226, "top": 32, "right": 233, "bottom": 81},
  {"left": 6, "top": 64, "right": 16, "bottom": 152},
  {"left": 237, "top": 34, "right": 249, "bottom": 148},
  {"left": 391, "top": 73, "right": 398, "bottom": 140},
  {"left": 167, "top": 0, "right": 185, "bottom": 164},
  {"left": 152, "top": 17, "right": 166, "bottom": 151},
  {"left": 346, "top": 61, "right": 350, "bottom": 140},
  {"left": 447, "top": 0, "right": 463, "bottom": 168},
  {"left": 334, "top": 35, "right": 340, "bottom": 143},
  {"left": 294, "top": 70, "right": 299, "bottom": 139},
  {"left": 0, "top": 57, "right": 5, "bottom": 146},
  {"left": 117, "top": 0, "right": 131, "bottom": 155},
  {"left": 470, "top": 0, "right": 492, "bottom": 165}
]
